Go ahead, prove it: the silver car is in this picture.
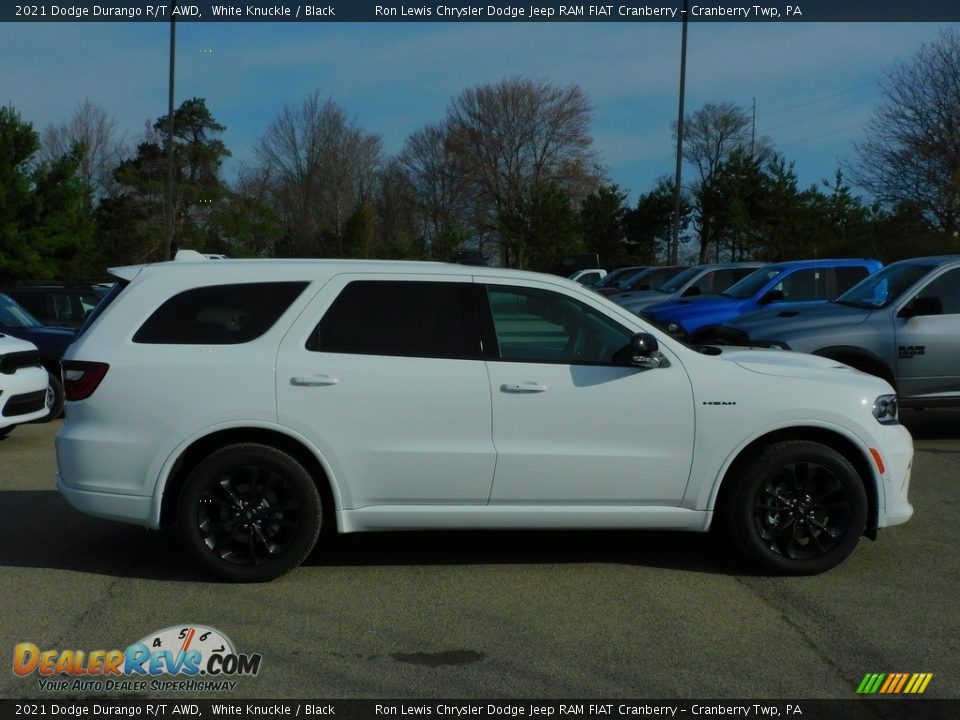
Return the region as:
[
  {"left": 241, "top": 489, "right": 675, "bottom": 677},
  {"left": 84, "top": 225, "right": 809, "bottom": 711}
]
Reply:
[
  {"left": 610, "top": 262, "right": 765, "bottom": 313},
  {"left": 718, "top": 255, "right": 960, "bottom": 408}
]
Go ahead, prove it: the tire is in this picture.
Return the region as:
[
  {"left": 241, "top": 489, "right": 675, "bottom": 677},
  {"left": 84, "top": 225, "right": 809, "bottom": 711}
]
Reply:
[
  {"left": 176, "top": 443, "right": 323, "bottom": 582},
  {"left": 723, "top": 441, "right": 868, "bottom": 575},
  {"left": 44, "top": 371, "right": 65, "bottom": 421},
  {"left": 0, "top": 425, "right": 13, "bottom": 438}
]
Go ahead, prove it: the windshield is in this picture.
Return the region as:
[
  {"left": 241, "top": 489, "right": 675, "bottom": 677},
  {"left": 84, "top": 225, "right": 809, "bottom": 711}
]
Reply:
[
  {"left": 656, "top": 266, "right": 704, "bottom": 293},
  {"left": 722, "top": 266, "right": 787, "bottom": 299},
  {"left": 594, "top": 266, "right": 645, "bottom": 289},
  {"left": 835, "top": 263, "right": 934, "bottom": 309},
  {"left": 0, "top": 293, "right": 43, "bottom": 329}
]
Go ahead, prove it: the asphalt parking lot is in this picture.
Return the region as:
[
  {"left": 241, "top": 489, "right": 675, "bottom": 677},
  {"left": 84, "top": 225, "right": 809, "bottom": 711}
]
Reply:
[{"left": 1, "top": 413, "right": 957, "bottom": 701}]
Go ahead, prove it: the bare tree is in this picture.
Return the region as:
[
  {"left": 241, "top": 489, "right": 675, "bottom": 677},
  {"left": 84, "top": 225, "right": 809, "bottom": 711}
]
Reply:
[
  {"left": 40, "top": 99, "right": 125, "bottom": 200},
  {"left": 446, "top": 77, "right": 599, "bottom": 267},
  {"left": 398, "top": 121, "right": 469, "bottom": 257},
  {"left": 256, "top": 91, "right": 382, "bottom": 257},
  {"left": 675, "top": 102, "right": 772, "bottom": 262},
  {"left": 855, "top": 28, "right": 960, "bottom": 240}
]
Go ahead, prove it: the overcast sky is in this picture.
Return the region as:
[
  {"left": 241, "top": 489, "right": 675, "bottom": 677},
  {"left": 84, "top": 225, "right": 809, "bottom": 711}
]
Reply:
[{"left": 1, "top": 21, "right": 951, "bottom": 202}]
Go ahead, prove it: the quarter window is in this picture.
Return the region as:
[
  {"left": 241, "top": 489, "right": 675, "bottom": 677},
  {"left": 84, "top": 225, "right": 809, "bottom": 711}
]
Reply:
[
  {"left": 310, "top": 280, "right": 477, "bottom": 359},
  {"left": 133, "top": 282, "right": 308, "bottom": 344}
]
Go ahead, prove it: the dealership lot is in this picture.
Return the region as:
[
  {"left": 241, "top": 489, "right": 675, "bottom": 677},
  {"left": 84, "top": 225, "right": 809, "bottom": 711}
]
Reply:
[{"left": 1, "top": 415, "right": 957, "bottom": 700}]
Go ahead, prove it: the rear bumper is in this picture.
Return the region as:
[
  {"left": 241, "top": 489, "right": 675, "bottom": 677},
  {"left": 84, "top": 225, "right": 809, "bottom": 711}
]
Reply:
[{"left": 56, "top": 473, "right": 154, "bottom": 527}]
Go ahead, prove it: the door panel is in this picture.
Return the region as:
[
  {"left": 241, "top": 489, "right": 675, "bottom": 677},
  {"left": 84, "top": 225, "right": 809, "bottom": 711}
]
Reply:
[
  {"left": 481, "top": 281, "right": 695, "bottom": 505},
  {"left": 895, "top": 267, "right": 960, "bottom": 401},
  {"left": 276, "top": 275, "right": 496, "bottom": 509}
]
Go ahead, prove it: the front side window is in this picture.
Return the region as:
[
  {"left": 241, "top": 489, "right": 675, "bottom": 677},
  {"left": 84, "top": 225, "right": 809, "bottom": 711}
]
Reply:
[
  {"left": 916, "top": 268, "right": 960, "bottom": 314},
  {"left": 310, "top": 280, "right": 477, "bottom": 359},
  {"left": 485, "top": 286, "right": 634, "bottom": 364},
  {"left": 133, "top": 282, "right": 308, "bottom": 344}
]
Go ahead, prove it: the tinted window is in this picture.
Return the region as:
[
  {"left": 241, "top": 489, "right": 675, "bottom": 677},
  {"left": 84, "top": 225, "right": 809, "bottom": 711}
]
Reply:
[
  {"left": 133, "top": 282, "right": 308, "bottom": 344},
  {"left": 834, "top": 266, "right": 870, "bottom": 296},
  {"left": 311, "top": 281, "right": 476, "bottom": 359},
  {"left": 773, "top": 269, "right": 827, "bottom": 301},
  {"left": 917, "top": 268, "right": 960, "bottom": 314},
  {"left": 485, "top": 286, "right": 633, "bottom": 364}
]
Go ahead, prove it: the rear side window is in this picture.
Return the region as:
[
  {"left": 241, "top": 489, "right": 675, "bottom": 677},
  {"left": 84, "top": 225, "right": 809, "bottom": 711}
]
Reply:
[
  {"left": 133, "top": 282, "right": 308, "bottom": 344},
  {"left": 309, "top": 280, "right": 477, "bottom": 359},
  {"left": 834, "top": 266, "right": 870, "bottom": 297}
]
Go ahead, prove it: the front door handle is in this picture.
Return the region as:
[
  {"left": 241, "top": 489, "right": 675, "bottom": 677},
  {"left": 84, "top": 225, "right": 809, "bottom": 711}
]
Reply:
[
  {"left": 500, "top": 382, "right": 548, "bottom": 393},
  {"left": 290, "top": 374, "right": 339, "bottom": 386}
]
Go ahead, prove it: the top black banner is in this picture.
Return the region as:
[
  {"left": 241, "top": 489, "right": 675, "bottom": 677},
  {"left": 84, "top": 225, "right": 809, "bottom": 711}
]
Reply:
[{"left": 3, "top": 1, "right": 959, "bottom": 23}]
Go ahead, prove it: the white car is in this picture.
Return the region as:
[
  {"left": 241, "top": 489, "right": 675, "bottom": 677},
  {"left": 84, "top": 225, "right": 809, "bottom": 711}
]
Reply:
[
  {"left": 57, "top": 259, "right": 913, "bottom": 581},
  {"left": 0, "top": 334, "right": 51, "bottom": 436},
  {"left": 568, "top": 268, "right": 606, "bottom": 285}
]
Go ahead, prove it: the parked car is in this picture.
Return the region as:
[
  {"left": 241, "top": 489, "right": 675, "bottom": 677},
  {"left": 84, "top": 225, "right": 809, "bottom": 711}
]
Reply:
[
  {"left": 714, "top": 255, "right": 960, "bottom": 408},
  {"left": 590, "top": 266, "right": 648, "bottom": 292},
  {"left": 643, "top": 259, "right": 883, "bottom": 337},
  {"left": 610, "top": 262, "right": 766, "bottom": 312},
  {"left": 568, "top": 268, "right": 607, "bottom": 285},
  {"left": 57, "top": 257, "right": 912, "bottom": 581},
  {"left": 0, "top": 335, "right": 51, "bottom": 437},
  {"left": 0, "top": 293, "right": 75, "bottom": 417},
  {"left": 1, "top": 283, "right": 109, "bottom": 329},
  {"left": 595, "top": 266, "right": 688, "bottom": 297}
]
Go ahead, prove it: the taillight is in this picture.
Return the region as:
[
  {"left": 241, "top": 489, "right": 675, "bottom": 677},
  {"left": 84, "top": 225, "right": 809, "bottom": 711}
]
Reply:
[{"left": 61, "top": 361, "right": 110, "bottom": 401}]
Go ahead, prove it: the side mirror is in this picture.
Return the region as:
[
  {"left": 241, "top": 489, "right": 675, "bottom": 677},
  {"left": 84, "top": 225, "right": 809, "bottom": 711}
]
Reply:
[
  {"left": 759, "top": 289, "right": 785, "bottom": 306},
  {"left": 899, "top": 296, "right": 943, "bottom": 319},
  {"left": 682, "top": 286, "right": 702, "bottom": 297},
  {"left": 628, "top": 333, "right": 666, "bottom": 369}
]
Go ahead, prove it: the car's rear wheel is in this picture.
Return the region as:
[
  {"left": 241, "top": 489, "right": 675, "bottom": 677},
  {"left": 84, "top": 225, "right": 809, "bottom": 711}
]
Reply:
[
  {"left": 177, "top": 443, "right": 322, "bottom": 582},
  {"left": 724, "top": 441, "right": 867, "bottom": 575}
]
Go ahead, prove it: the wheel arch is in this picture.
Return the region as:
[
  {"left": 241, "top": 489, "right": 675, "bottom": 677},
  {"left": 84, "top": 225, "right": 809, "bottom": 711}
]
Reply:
[
  {"left": 158, "top": 427, "right": 339, "bottom": 533},
  {"left": 813, "top": 345, "right": 895, "bottom": 389},
  {"left": 711, "top": 426, "right": 879, "bottom": 540}
]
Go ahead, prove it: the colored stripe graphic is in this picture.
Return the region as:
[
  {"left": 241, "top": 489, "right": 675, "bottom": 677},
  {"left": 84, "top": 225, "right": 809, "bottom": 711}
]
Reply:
[{"left": 857, "top": 673, "right": 933, "bottom": 694}]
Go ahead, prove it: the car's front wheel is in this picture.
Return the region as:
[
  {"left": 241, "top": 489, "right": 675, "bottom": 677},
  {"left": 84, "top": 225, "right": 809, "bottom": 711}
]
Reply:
[
  {"left": 45, "top": 371, "right": 65, "bottom": 420},
  {"left": 177, "top": 443, "right": 323, "bottom": 582},
  {"left": 724, "top": 441, "right": 868, "bottom": 575}
]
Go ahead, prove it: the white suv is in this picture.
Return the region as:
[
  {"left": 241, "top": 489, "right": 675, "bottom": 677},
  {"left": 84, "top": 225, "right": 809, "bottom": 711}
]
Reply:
[
  {"left": 0, "top": 334, "right": 51, "bottom": 436},
  {"left": 57, "top": 259, "right": 914, "bottom": 581}
]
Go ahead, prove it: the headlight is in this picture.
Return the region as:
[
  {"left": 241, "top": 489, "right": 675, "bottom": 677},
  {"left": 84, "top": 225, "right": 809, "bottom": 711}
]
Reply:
[{"left": 872, "top": 394, "right": 899, "bottom": 425}]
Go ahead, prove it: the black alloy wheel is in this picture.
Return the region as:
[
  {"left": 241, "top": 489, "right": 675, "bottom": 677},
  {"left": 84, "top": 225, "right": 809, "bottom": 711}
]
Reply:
[
  {"left": 725, "top": 441, "right": 868, "bottom": 575},
  {"left": 177, "top": 444, "right": 322, "bottom": 582}
]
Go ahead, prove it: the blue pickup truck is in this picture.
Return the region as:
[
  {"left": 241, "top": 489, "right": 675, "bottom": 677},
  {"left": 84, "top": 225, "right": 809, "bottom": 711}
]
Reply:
[{"left": 641, "top": 258, "right": 883, "bottom": 338}]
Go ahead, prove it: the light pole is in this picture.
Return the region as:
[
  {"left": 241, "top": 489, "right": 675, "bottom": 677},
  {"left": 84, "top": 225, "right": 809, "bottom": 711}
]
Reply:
[
  {"left": 165, "top": 6, "right": 176, "bottom": 259},
  {"left": 671, "top": 0, "right": 689, "bottom": 265}
]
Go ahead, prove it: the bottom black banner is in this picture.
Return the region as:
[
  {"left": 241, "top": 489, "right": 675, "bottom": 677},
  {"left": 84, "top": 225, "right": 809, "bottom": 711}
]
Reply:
[{"left": 0, "top": 700, "right": 956, "bottom": 720}]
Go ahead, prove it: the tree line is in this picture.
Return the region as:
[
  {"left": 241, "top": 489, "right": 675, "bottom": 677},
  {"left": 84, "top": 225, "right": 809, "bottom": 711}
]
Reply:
[{"left": 1, "top": 29, "right": 958, "bottom": 281}]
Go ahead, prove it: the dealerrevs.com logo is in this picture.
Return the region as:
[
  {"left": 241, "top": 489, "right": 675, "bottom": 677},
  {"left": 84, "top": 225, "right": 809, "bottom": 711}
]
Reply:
[{"left": 13, "top": 625, "right": 262, "bottom": 693}]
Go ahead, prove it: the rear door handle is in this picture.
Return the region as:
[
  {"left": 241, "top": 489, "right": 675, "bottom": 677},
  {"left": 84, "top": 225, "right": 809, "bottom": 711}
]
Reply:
[
  {"left": 500, "top": 382, "right": 548, "bottom": 393},
  {"left": 290, "top": 374, "right": 338, "bottom": 386}
]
